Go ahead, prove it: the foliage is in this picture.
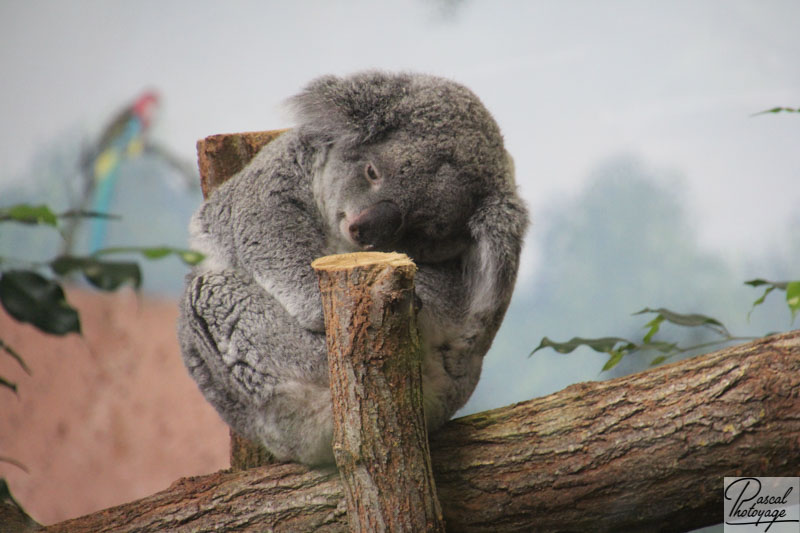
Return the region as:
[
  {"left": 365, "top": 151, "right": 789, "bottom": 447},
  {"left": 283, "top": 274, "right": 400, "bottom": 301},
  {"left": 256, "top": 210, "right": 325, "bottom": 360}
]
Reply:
[
  {"left": 752, "top": 107, "right": 800, "bottom": 116},
  {"left": 0, "top": 203, "right": 203, "bottom": 395},
  {"left": 532, "top": 280, "right": 798, "bottom": 371},
  {"left": 0, "top": 204, "right": 116, "bottom": 226},
  {"left": 746, "top": 279, "right": 800, "bottom": 321},
  {"left": 532, "top": 107, "right": 799, "bottom": 373}
]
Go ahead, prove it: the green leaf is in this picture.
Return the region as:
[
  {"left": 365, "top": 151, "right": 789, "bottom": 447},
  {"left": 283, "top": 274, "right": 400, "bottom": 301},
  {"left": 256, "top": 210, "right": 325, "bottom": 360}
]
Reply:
[
  {"left": 644, "top": 341, "right": 679, "bottom": 353},
  {"left": 0, "top": 375, "right": 18, "bottom": 394},
  {"left": 642, "top": 315, "right": 664, "bottom": 343},
  {"left": 786, "top": 281, "right": 800, "bottom": 321},
  {"left": 748, "top": 286, "right": 775, "bottom": 320},
  {"left": 531, "top": 336, "right": 633, "bottom": 356},
  {"left": 0, "top": 270, "right": 80, "bottom": 335},
  {"left": 650, "top": 355, "right": 668, "bottom": 366},
  {"left": 634, "top": 307, "right": 729, "bottom": 337},
  {"left": 601, "top": 350, "right": 625, "bottom": 371},
  {"left": 752, "top": 107, "right": 800, "bottom": 116},
  {"left": 745, "top": 279, "right": 792, "bottom": 320},
  {"left": 178, "top": 250, "right": 205, "bottom": 265},
  {"left": 141, "top": 247, "right": 173, "bottom": 259},
  {"left": 0, "top": 205, "right": 119, "bottom": 227},
  {"left": 93, "top": 246, "right": 204, "bottom": 266},
  {"left": 0, "top": 338, "right": 31, "bottom": 375},
  {"left": 50, "top": 256, "right": 141, "bottom": 291},
  {"left": 745, "top": 278, "right": 788, "bottom": 290},
  {"left": 58, "top": 210, "right": 120, "bottom": 220},
  {"left": 0, "top": 204, "right": 58, "bottom": 226}
]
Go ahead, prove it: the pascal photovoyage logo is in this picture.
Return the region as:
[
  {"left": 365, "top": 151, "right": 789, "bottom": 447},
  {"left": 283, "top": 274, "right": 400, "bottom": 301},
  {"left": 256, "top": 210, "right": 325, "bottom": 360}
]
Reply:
[{"left": 724, "top": 477, "right": 800, "bottom": 532}]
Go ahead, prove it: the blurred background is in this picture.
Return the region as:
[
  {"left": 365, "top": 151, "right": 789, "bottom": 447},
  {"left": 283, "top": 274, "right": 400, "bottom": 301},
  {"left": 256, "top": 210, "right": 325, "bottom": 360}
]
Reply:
[{"left": 1, "top": 0, "right": 798, "bottom": 528}]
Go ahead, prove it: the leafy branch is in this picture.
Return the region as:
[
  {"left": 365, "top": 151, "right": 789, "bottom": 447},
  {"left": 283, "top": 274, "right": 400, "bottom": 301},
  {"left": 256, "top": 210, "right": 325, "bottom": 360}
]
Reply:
[
  {"left": 746, "top": 279, "right": 800, "bottom": 321},
  {"left": 0, "top": 203, "right": 203, "bottom": 394},
  {"left": 0, "top": 203, "right": 118, "bottom": 227},
  {"left": 532, "top": 280, "right": 797, "bottom": 371},
  {"left": 751, "top": 106, "right": 800, "bottom": 116}
]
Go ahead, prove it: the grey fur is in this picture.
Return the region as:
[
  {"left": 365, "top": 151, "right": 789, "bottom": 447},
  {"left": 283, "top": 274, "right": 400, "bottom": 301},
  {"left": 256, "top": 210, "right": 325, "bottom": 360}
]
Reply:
[{"left": 178, "top": 71, "right": 529, "bottom": 465}]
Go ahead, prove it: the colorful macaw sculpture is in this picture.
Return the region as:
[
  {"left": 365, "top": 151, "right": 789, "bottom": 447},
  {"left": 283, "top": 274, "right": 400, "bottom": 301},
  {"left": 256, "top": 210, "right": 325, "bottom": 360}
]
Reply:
[{"left": 87, "top": 91, "right": 159, "bottom": 252}]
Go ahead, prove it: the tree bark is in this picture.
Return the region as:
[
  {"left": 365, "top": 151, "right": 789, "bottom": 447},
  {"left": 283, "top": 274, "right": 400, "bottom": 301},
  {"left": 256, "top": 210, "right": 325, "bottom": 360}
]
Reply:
[
  {"left": 41, "top": 330, "right": 800, "bottom": 533},
  {"left": 312, "top": 252, "right": 445, "bottom": 533},
  {"left": 228, "top": 429, "right": 274, "bottom": 471},
  {"left": 195, "top": 129, "right": 286, "bottom": 200}
]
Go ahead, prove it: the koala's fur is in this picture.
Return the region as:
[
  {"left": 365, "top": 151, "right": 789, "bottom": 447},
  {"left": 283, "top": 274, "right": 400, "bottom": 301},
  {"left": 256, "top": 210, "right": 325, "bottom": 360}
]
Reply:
[{"left": 178, "top": 71, "right": 528, "bottom": 465}]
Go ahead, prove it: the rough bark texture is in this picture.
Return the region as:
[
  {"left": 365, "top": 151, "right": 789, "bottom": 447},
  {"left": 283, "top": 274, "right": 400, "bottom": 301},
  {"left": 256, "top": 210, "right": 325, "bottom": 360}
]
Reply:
[
  {"left": 313, "top": 252, "right": 445, "bottom": 533},
  {"left": 430, "top": 330, "right": 800, "bottom": 532},
  {"left": 39, "top": 330, "right": 800, "bottom": 532},
  {"left": 195, "top": 129, "right": 287, "bottom": 200},
  {"left": 44, "top": 465, "right": 345, "bottom": 533},
  {"left": 229, "top": 429, "right": 274, "bottom": 471}
]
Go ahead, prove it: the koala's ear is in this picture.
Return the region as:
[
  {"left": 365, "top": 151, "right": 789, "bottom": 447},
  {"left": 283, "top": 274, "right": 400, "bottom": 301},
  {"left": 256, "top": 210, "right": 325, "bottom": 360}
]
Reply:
[{"left": 286, "top": 71, "right": 409, "bottom": 145}]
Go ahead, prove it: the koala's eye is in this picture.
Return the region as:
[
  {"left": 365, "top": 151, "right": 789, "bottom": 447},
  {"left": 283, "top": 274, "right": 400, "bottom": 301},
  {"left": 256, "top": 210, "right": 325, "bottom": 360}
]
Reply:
[{"left": 364, "top": 162, "right": 381, "bottom": 185}]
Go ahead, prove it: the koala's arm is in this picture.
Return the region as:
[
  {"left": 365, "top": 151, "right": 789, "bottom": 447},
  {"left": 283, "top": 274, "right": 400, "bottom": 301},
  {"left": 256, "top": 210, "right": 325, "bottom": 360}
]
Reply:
[
  {"left": 234, "top": 194, "right": 326, "bottom": 331},
  {"left": 179, "top": 267, "right": 334, "bottom": 465},
  {"left": 194, "top": 134, "right": 328, "bottom": 332},
  {"left": 414, "top": 190, "right": 529, "bottom": 428},
  {"left": 464, "top": 191, "right": 529, "bottom": 320}
]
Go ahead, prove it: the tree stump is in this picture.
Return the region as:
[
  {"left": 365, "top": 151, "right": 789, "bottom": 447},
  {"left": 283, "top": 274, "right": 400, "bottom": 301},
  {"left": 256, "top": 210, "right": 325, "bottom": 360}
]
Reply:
[
  {"left": 196, "top": 129, "right": 287, "bottom": 199},
  {"left": 312, "top": 252, "right": 445, "bottom": 533}
]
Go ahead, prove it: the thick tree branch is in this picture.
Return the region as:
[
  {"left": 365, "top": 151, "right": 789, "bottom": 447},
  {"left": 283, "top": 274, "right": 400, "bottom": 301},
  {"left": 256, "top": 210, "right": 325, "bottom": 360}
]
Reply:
[{"left": 42, "top": 330, "right": 800, "bottom": 532}]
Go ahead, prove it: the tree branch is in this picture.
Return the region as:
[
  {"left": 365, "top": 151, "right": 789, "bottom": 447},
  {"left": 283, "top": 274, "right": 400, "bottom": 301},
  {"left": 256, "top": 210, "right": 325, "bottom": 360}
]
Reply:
[{"left": 42, "top": 330, "right": 800, "bottom": 532}]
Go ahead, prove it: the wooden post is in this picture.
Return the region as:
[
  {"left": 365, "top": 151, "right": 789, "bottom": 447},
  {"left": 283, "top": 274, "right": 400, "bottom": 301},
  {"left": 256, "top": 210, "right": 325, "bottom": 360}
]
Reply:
[
  {"left": 312, "top": 252, "right": 446, "bottom": 533},
  {"left": 196, "top": 129, "right": 287, "bottom": 199}
]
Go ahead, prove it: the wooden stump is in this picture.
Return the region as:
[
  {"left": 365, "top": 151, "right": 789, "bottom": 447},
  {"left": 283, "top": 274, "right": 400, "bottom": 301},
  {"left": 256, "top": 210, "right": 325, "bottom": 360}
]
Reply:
[
  {"left": 312, "top": 252, "right": 445, "bottom": 533},
  {"left": 196, "top": 129, "right": 287, "bottom": 199}
]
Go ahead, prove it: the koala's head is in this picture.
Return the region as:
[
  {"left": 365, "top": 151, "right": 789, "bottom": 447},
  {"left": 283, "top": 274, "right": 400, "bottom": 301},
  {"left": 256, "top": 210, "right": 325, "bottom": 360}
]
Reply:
[{"left": 289, "top": 71, "right": 514, "bottom": 262}]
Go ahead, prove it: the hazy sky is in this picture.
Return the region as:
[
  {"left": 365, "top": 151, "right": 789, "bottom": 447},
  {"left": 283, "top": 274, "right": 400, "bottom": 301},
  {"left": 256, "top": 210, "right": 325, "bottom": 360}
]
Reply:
[{"left": 2, "top": 1, "right": 799, "bottom": 270}]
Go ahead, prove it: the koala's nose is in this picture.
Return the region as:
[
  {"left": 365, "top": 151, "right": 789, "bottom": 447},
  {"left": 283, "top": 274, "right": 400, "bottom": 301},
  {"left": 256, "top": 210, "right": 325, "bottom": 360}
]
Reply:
[{"left": 349, "top": 201, "right": 403, "bottom": 249}]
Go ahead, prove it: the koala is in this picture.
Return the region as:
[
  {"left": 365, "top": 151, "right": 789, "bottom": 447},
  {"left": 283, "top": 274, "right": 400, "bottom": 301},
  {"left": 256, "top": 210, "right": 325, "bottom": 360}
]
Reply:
[{"left": 178, "top": 71, "right": 528, "bottom": 465}]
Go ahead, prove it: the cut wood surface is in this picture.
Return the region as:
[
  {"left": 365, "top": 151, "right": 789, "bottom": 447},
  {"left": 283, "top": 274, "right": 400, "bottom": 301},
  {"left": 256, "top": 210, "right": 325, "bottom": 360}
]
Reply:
[
  {"left": 195, "top": 129, "right": 286, "bottom": 199},
  {"left": 42, "top": 330, "right": 800, "bottom": 533},
  {"left": 313, "top": 252, "right": 445, "bottom": 533}
]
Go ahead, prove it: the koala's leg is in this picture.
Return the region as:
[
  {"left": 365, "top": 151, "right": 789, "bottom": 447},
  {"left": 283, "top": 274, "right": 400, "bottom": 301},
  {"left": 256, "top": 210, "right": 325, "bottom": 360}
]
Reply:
[{"left": 178, "top": 269, "right": 334, "bottom": 465}]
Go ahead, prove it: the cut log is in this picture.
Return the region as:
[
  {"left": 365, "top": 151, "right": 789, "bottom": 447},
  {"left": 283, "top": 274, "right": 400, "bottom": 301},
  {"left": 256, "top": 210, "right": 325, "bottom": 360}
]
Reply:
[
  {"left": 195, "top": 129, "right": 286, "bottom": 200},
  {"left": 313, "top": 252, "right": 445, "bottom": 533}
]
